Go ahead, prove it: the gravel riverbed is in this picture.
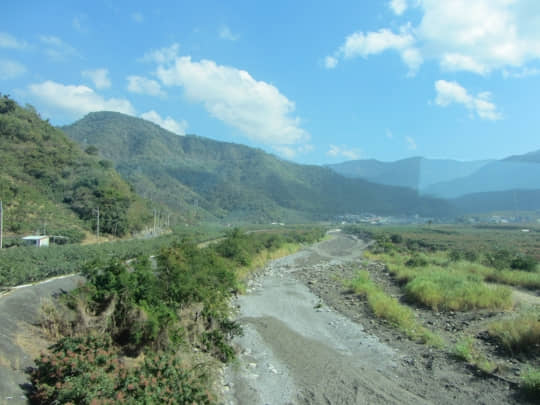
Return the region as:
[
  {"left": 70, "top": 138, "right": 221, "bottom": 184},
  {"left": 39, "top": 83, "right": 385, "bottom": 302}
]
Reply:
[{"left": 222, "top": 233, "right": 520, "bottom": 405}]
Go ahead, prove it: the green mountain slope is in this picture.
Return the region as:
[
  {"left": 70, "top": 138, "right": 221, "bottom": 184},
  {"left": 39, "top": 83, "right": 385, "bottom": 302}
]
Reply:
[
  {"left": 62, "top": 112, "right": 454, "bottom": 222},
  {"left": 0, "top": 96, "right": 149, "bottom": 242}
]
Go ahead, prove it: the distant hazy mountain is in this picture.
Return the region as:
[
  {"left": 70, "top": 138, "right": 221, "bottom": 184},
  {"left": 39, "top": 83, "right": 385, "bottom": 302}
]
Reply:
[
  {"left": 452, "top": 189, "right": 540, "bottom": 215},
  {"left": 423, "top": 158, "right": 540, "bottom": 198},
  {"left": 62, "top": 112, "right": 453, "bottom": 222},
  {"left": 504, "top": 149, "right": 540, "bottom": 164},
  {"left": 327, "top": 157, "right": 491, "bottom": 190}
]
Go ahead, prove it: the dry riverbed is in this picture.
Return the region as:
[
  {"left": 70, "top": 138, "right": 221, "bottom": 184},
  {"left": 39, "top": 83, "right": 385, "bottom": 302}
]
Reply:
[{"left": 222, "top": 233, "right": 525, "bottom": 404}]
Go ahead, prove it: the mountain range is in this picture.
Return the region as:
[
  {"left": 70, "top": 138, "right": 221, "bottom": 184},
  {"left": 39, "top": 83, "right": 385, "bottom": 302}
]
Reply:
[
  {"left": 328, "top": 153, "right": 540, "bottom": 214},
  {"left": 61, "top": 112, "right": 453, "bottom": 223},
  {"left": 2, "top": 100, "right": 537, "bottom": 238}
]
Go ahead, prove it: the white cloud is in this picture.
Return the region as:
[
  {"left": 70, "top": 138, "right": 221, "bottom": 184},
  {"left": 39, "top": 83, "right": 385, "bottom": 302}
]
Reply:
[
  {"left": 273, "top": 145, "right": 297, "bottom": 159},
  {"left": 39, "top": 35, "right": 78, "bottom": 61},
  {"left": 434, "top": 79, "right": 502, "bottom": 121},
  {"left": 156, "top": 56, "right": 309, "bottom": 146},
  {"left": 440, "top": 53, "right": 489, "bottom": 75},
  {"left": 273, "top": 144, "right": 314, "bottom": 159},
  {"left": 82, "top": 68, "right": 111, "bottom": 89},
  {"left": 324, "top": 56, "right": 338, "bottom": 69},
  {"left": 0, "top": 59, "right": 27, "bottom": 79},
  {"left": 389, "top": 0, "right": 408, "bottom": 15},
  {"left": 219, "top": 25, "right": 239, "bottom": 41},
  {"left": 417, "top": 0, "right": 540, "bottom": 74},
  {"left": 141, "top": 43, "right": 180, "bottom": 64},
  {"left": 327, "top": 144, "right": 361, "bottom": 160},
  {"left": 131, "top": 12, "right": 144, "bottom": 23},
  {"left": 340, "top": 28, "right": 414, "bottom": 59},
  {"left": 502, "top": 66, "right": 540, "bottom": 78},
  {"left": 127, "top": 75, "right": 165, "bottom": 97},
  {"left": 327, "top": 26, "right": 422, "bottom": 74},
  {"left": 405, "top": 136, "right": 417, "bottom": 150},
  {"left": 141, "top": 110, "right": 187, "bottom": 135},
  {"left": 27, "top": 80, "right": 135, "bottom": 118},
  {"left": 326, "top": 1, "right": 540, "bottom": 75},
  {"left": 0, "top": 32, "right": 27, "bottom": 49}
]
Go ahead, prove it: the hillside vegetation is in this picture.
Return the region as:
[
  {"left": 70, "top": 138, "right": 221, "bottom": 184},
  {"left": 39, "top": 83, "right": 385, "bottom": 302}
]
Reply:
[
  {"left": 62, "top": 111, "right": 454, "bottom": 223},
  {"left": 0, "top": 96, "right": 149, "bottom": 241}
]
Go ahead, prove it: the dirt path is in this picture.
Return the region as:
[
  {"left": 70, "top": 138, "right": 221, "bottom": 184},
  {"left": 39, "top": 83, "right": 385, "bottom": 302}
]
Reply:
[
  {"left": 222, "top": 233, "right": 519, "bottom": 405},
  {"left": 0, "top": 275, "right": 84, "bottom": 405}
]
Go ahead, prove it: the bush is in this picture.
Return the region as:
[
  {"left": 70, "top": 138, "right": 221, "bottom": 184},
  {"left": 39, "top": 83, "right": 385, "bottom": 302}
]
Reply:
[
  {"left": 29, "top": 334, "right": 214, "bottom": 404},
  {"left": 510, "top": 255, "right": 538, "bottom": 272},
  {"left": 405, "top": 254, "right": 428, "bottom": 267}
]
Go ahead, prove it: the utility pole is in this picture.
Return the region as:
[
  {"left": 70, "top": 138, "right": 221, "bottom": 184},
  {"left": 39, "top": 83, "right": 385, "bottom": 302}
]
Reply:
[
  {"left": 95, "top": 207, "right": 100, "bottom": 241},
  {"left": 0, "top": 200, "right": 3, "bottom": 250},
  {"left": 153, "top": 209, "right": 157, "bottom": 234}
]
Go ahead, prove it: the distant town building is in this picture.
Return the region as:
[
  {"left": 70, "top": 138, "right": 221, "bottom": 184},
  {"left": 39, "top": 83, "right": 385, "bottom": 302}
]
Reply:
[{"left": 22, "top": 235, "right": 49, "bottom": 247}]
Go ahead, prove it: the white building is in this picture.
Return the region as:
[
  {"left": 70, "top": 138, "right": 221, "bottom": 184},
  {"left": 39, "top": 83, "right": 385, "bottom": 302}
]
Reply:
[{"left": 22, "top": 235, "right": 50, "bottom": 247}]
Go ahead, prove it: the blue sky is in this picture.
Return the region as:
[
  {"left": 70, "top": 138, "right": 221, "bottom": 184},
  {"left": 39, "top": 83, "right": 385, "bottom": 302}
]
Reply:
[{"left": 2, "top": 0, "right": 540, "bottom": 164}]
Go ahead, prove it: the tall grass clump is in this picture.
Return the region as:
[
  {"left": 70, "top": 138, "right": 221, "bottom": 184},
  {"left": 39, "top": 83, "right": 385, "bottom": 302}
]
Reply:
[
  {"left": 405, "top": 270, "right": 512, "bottom": 312},
  {"left": 453, "top": 336, "right": 496, "bottom": 373},
  {"left": 486, "top": 270, "right": 540, "bottom": 289},
  {"left": 348, "top": 270, "right": 442, "bottom": 346},
  {"left": 488, "top": 314, "right": 540, "bottom": 355},
  {"left": 521, "top": 367, "right": 540, "bottom": 397}
]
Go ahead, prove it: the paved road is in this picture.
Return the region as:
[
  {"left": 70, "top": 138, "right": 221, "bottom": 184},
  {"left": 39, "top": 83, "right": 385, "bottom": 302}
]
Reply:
[{"left": 0, "top": 275, "right": 83, "bottom": 405}]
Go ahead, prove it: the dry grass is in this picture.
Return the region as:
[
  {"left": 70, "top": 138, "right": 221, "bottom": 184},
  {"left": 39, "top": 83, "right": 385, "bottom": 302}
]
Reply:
[
  {"left": 38, "top": 297, "right": 70, "bottom": 340},
  {"left": 236, "top": 243, "right": 302, "bottom": 287},
  {"left": 488, "top": 313, "right": 540, "bottom": 354}
]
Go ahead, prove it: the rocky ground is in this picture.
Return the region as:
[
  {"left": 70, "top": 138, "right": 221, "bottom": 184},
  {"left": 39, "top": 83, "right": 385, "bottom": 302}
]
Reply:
[{"left": 222, "top": 232, "right": 534, "bottom": 404}]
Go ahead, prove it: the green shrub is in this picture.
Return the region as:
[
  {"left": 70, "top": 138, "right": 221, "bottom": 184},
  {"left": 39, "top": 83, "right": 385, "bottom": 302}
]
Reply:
[
  {"left": 510, "top": 255, "right": 538, "bottom": 272},
  {"left": 405, "top": 254, "right": 428, "bottom": 267},
  {"left": 29, "top": 334, "right": 214, "bottom": 404}
]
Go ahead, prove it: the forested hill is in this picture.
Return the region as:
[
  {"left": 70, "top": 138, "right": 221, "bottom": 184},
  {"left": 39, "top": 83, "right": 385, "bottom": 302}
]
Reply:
[
  {"left": 62, "top": 111, "right": 454, "bottom": 222},
  {"left": 0, "top": 96, "right": 149, "bottom": 242}
]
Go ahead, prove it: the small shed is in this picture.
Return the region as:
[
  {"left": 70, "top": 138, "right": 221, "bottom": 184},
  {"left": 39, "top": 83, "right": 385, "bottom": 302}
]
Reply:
[{"left": 22, "top": 235, "right": 50, "bottom": 247}]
